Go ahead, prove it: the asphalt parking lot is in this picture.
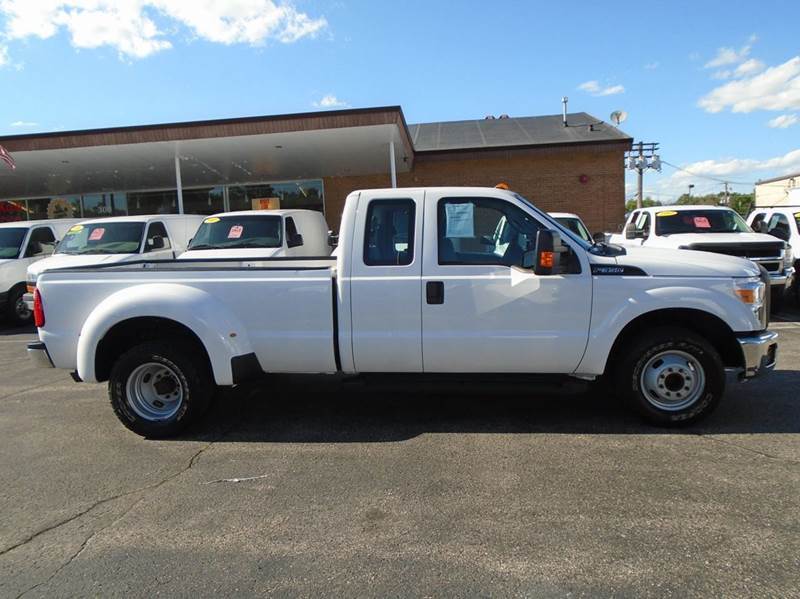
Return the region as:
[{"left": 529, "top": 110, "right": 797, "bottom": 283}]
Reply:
[{"left": 1, "top": 311, "right": 799, "bottom": 598}]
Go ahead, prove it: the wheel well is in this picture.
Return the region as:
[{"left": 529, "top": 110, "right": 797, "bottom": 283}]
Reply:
[
  {"left": 95, "top": 317, "right": 212, "bottom": 382},
  {"left": 605, "top": 309, "right": 744, "bottom": 374}
]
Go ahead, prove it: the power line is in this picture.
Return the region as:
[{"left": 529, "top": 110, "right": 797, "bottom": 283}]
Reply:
[{"left": 660, "top": 159, "right": 754, "bottom": 186}]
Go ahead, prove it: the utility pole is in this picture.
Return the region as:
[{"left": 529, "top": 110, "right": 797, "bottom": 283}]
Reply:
[
  {"left": 625, "top": 142, "right": 660, "bottom": 209},
  {"left": 723, "top": 181, "right": 730, "bottom": 205}
]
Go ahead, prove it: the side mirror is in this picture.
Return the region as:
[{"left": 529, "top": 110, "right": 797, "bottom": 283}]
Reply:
[
  {"left": 625, "top": 223, "right": 645, "bottom": 239},
  {"left": 525, "top": 229, "right": 561, "bottom": 275},
  {"left": 148, "top": 236, "right": 165, "bottom": 250},
  {"left": 592, "top": 231, "right": 607, "bottom": 244},
  {"left": 287, "top": 233, "right": 304, "bottom": 248}
]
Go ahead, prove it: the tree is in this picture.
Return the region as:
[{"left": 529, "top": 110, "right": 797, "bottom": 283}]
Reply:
[
  {"left": 671, "top": 192, "right": 754, "bottom": 216},
  {"left": 625, "top": 197, "right": 660, "bottom": 212}
]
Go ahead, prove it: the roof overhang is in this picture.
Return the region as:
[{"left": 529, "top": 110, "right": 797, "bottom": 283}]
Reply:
[{"left": 0, "top": 107, "right": 414, "bottom": 199}]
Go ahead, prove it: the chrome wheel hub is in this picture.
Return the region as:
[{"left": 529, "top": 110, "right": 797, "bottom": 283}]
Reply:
[
  {"left": 640, "top": 350, "right": 706, "bottom": 411},
  {"left": 126, "top": 362, "right": 184, "bottom": 421}
]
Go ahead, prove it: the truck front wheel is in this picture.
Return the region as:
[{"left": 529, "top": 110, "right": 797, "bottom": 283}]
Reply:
[
  {"left": 615, "top": 327, "right": 724, "bottom": 426},
  {"left": 108, "top": 341, "right": 213, "bottom": 438}
]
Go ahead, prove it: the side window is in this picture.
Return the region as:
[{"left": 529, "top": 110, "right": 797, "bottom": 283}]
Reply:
[
  {"left": 635, "top": 212, "right": 651, "bottom": 234},
  {"left": 364, "top": 199, "right": 415, "bottom": 266},
  {"left": 751, "top": 212, "right": 766, "bottom": 229},
  {"left": 768, "top": 213, "right": 790, "bottom": 237},
  {"left": 144, "top": 222, "right": 171, "bottom": 253},
  {"left": 285, "top": 217, "right": 303, "bottom": 247},
  {"left": 25, "top": 227, "right": 56, "bottom": 257},
  {"left": 437, "top": 197, "right": 543, "bottom": 267}
]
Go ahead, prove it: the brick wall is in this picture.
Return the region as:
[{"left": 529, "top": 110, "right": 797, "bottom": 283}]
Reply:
[{"left": 322, "top": 142, "right": 627, "bottom": 235}]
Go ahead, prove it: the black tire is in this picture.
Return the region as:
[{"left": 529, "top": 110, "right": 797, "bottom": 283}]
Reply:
[
  {"left": 613, "top": 327, "right": 725, "bottom": 426},
  {"left": 109, "top": 341, "right": 213, "bottom": 438},
  {"left": 5, "top": 285, "right": 32, "bottom": 326}
]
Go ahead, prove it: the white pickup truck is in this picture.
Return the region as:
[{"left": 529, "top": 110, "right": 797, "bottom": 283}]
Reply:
[
  {"left": 28, "top": 187, "right": 778, "bottom": 437},
  {"left": 609, "top": 205, "right": 795, "bottom": 310},
  {"left": 747, "top": 206, "right": 800, "bottom": 303}
]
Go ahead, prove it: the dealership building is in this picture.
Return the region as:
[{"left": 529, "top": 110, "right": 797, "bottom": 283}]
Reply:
[{"left": 0, "top": 106, "right": 631, "bottom": 233}]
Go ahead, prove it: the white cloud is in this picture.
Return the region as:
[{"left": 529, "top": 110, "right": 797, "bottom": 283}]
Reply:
[
  {"left": 735, "top": 58, "right": 765, "bottom": 77},
  {"left": 657, "top": 148, "right": 800, "bottom": 197},
  {"left": 767, "top": 113, "right": 798, "bottom": 129},
  {"left": 644, "top": 61, "right": 659, "bottom": 70},
  {"left": 698, "top": 56, "right": 800, "bottom": 113},
  {"left": 313, "top": 94, "right": 348, "bottom": 109},
  {"left": 704, "top": 34, "right": 757, "bottom": 68},
  {"left": 9, "top": 120, "right": 38, "bottom": 127},
  {"left": 577, "top": 80, "right": 625, "bottom": 97},
  {"left": 0, "top": 44, "right": 7, "bottom": 66},
  {"left": 0, "top": 0, "right": 327, "bottom": 62}
]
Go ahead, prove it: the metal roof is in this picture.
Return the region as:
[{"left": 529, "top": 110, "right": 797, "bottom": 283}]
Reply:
[{"left": 408, "top": 112, "right": 631, "bottom": 152}]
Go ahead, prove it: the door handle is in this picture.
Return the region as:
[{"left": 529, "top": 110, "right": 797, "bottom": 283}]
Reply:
[{"left": 426, "top": 281, "right": 444, "bottom": 304}]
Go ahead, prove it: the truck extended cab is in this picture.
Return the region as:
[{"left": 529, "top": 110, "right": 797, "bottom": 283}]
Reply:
[
  {"left": 609, "top": 205, "right": 794, "bottom": 310},
  {"left": 28, "top": 187, "right": 778, "bottom": 437}
]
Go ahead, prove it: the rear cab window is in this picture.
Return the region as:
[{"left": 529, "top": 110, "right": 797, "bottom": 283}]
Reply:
[{"left": 363, "top": 199, "right": 415, "bottom": 266}]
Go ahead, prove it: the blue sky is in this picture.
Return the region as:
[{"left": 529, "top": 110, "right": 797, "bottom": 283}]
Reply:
[{"left": 0, "top": 0, "right": 798, "bottom": 203}]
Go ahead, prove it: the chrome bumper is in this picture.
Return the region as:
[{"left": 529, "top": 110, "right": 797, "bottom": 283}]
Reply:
[
  {"left": 768, "top": 266, "right": 795, "bottom": 288},
  {"left": 737, "top": 331, "right": 778, "bottom": 379},
  {"left": 22, "top": 292, "right": 34, "bottom": 311},
  {"left": 27, "top": 341, "right": 54, "bottom": 369}
]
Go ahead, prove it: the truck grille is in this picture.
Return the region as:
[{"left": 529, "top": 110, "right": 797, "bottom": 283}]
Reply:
[{"left": 682, "top": 242, "right": 784, "bottom": 274}]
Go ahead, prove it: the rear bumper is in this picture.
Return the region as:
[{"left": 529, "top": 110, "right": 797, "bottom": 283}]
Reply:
[
  {"left": 737, "top": 331, "right": 778, "bottom": 379},
  {"left": 27, "top": 341, "right": 55, "bottom": 368}
]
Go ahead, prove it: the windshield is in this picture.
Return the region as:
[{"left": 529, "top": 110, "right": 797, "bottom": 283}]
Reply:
[
  {"left": 57, "top": 222, "right": 145, "bottom": 255},
  {"left": 0, "top": 228, "right": 27, "bottom": 259},
  {"left": 513, "top": 194, "right": 591, "bottom": 249},
  {"left": 554, "top": 216, "right": 592, "bottom": 243},
  {"left": 655, "top": 209, "right": 751, "bottom": 235},
  {"left": 188, "top": 215, "right": 283, "bottom": 250}
]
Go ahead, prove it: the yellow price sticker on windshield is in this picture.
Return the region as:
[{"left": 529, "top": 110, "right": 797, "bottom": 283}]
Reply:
[
  {"left": 656, "top": 210, "right": 678, "bottom": 217},
  {"left": 204, "top": 217, "right": 220, "bottom": 223},
  {"left": 67, "top": 225, "right": 84, "bottom": 233}
]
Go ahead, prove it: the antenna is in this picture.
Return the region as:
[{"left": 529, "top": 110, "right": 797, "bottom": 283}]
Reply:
[{"left": 610, "top": 110, "right": 628, "bottom": 126}]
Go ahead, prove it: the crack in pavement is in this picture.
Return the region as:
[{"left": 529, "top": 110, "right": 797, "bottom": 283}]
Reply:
[
  {"left": 697, "top": 433, "right": 800, "bottom": 466},
  {"left": 10, "top": 441, "right": 215, "bottom": 599}
]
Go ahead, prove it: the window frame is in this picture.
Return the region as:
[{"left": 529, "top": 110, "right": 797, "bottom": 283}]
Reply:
[
  {"left": 362, "top": 198, "right": 416, "bottom": 267},
  {"left": 436, "top": 196, "right": 545, "bottom": 267}
]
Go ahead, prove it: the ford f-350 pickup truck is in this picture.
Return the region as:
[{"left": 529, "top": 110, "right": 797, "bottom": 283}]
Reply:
[{"left": 28, "top": 187, "right": 778, "bottom": 437}]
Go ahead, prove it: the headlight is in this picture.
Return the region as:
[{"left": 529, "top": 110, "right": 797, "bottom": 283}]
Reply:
[{"left": 733, "top": 276, "right": 765, "bottom": 309}]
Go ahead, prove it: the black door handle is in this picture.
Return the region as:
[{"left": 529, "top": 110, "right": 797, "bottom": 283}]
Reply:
[{"left": 426, "top": 281, "right": 444, "bottom": 304}]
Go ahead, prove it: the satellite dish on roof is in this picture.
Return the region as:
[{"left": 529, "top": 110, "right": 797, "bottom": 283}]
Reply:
[{"left": 610, "top": 110, "right": 628, "bottom": 126}]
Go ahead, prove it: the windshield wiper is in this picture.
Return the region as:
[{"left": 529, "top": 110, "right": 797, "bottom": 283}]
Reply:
[
  {"left": 187, "top": 244, "right": 219, "bottom": 250},
  {"left": 225, "top": 242, "right": 276, "bottom": 249}
]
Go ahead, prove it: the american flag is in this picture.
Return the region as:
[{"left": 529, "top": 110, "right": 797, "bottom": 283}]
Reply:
[{"left": 0, "top": 144, "right": 16, "bottom": 170}]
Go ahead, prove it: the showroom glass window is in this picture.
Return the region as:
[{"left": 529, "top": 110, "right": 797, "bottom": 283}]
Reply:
[{"left": 228, "top": 180, "right": 324, "bottom": 213}]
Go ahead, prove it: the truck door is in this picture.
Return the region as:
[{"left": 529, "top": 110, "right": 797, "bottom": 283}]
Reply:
[
  {"left": 421, "top": 191, "right": 592, "bottom": 373},
  {"left": 349, "top": 191, "right": 424, "bottom": 372}
]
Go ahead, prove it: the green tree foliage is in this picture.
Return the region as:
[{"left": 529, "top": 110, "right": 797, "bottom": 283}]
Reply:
[
  {"left": 625, "top": 197, "right": 660, "bottom": 211},
  {"left": 671, "top": 192, "right": 754, "bottom": 216}
]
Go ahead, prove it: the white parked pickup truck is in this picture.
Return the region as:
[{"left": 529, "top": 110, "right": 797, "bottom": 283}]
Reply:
[
  {"left": 0, "top": 219, "right": 81, "bottom": 325},
  {"left": 24, "top": 214, "right": 205, "bottom": 311},
  {"left": 179, "top": 209, "right": 331, "bottom": 259},
  {"left": 28, "top": 187, "right": 778, "bottom": 437},
  {"left": 609, "top": 205, "right": 795, "bottom": 310},
  {"left": 747, "top": 206, "right": 800, "bottom": 303}
]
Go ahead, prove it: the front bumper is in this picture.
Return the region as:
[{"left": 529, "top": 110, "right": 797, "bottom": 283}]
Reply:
[
  {"left": 768, "top": 266, "right": 795, "bottom": 289},
  {"left": 22, "top": 292, "right": 33, "bottom": 311},
  {"left": 27, "top": 341, "right": 54, "bottom": 368},
  {"left": 737, "top": 330, "right": 778, "bottom": 379}
]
